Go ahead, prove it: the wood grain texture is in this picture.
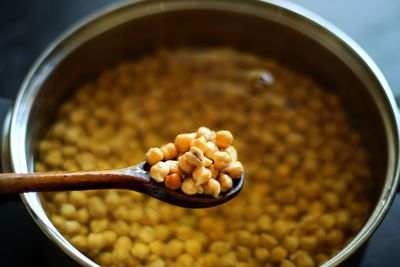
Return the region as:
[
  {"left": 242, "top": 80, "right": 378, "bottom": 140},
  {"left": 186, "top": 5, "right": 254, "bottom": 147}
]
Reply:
[{"left": 0, "top": 161, "right": 244, "bottom": 208}]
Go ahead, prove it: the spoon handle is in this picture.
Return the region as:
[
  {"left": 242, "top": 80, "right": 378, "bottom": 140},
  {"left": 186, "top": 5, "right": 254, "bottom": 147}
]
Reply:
[{"left": 0, "top": 165, "right": 149, "bottom": 194}]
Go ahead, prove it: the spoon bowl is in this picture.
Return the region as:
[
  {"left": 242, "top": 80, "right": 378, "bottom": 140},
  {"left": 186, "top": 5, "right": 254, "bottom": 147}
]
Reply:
[{"left": 0, "top": 161, "right": 244, "bottom": 208}]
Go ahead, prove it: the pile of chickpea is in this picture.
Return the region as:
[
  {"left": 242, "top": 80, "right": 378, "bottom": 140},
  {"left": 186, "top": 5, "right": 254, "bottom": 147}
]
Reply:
[
  {"left": 37, "top": 48, "right": 372, "bottom": 267},
  {"left": 146, "top": 127, "right": 244, "bottom": 197}
]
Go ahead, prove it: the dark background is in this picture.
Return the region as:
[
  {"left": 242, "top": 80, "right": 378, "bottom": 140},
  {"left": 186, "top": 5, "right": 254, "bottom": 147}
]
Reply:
[{"left": 0, "top": 0, "right": 399, "bottom": 266}]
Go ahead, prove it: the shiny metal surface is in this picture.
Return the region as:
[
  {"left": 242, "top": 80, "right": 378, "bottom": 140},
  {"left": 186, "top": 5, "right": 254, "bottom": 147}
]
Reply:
[{"left": 4, "top": 0, "right": 399, "bottom": 266}]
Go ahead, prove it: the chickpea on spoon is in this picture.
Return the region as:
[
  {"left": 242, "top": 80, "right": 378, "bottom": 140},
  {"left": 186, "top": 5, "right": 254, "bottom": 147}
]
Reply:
[{"left": 0, "top": 127, "right": 245, "bottom": 208}]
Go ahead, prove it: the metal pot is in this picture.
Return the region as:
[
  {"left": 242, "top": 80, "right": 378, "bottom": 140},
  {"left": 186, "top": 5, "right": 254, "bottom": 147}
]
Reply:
[{"left": 1, "top": 0, "right": 399, "bottom": 266}]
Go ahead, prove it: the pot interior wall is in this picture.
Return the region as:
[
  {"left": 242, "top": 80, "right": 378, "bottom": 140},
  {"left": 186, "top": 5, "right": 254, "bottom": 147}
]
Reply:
[{"left": 28, "top": 7, "right": 387, "bottom": 216}]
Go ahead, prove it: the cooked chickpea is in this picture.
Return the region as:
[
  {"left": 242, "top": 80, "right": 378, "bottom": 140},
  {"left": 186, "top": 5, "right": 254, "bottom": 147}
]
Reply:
[
  {"left": 190, "top": 136, "right": 208, "bottom": 152},
  {"left": 224, "top": 161, "right": 244, "bottom": 179},
  {"left": 149, "top": 240, "right": 164, "bottom": 256},
  {"left": 255, "top": 247, "right": 269, "bottom": 262},
  {"left": 222, "top": 146, "right": 238, "bottom": 161},
  {"left": 164, "top": 173, "right": 182, "bottom": 190},
  {"left": 210, "top": 241, "right": 231, "bottom": 255},
  {"left": 185, "top": 239, "right": 203, "bottom": 257},
  {"left": 218, "top": 173, "right": 233, "bottom": 192},
  {"left": 39, "top": 48, "right": 372, "bottom": 267},
  {"left": 204, "top": 142, "right": 218, "bottom": 159},
  {"left": 175, "top": 133, "right": 196, "bottom": 152},
  {"left": 282, "top": 235, "right": 299, "bottom": 253},
  {"left": 270, "top": 246, "right": 288, "bottom": 262},
  {"left": 203, "top": 179, "right": 221, "bottom": 198},
  {"left": 214, "top": 151, "right": 231, "bottom": 170},
  {"left": 160, "top": 143, "right": 177, "bottom": 160},
  {"left": 131, "top": 242, "right": 150, "bottom": 260},
  {"left": 193, "top": 166, "right": 212, "bottom": 186},
  {"left": 295, "top": 253, "right": 315, "bottom": 267},
  {"left": 69, "top": 191, "right": 88, "bottom": 207},
  {"left": 88, "top": 233, "right": 106, "bottom": 251},
  {"left": 181, "top": 178, "right": 197, "bottom": 195},
  {"left": 196, "top": 127, "right": 215, "bottom": 141},
  {"left": 178, "top": 155, "right": 194, "bottom": 174},
  {"left": 185, "top": 146, "right": 204, "bottom": 167},
  {"left": 300, "top": 236, "right": 317, "bottom": 251},
  {"left": 165, "top": 239, "right": 184, "bottom": 258},
  {"left": 216, "top": 130, "right": 233, "bottom": 148},
  {"left": 60, "top": 203, "right": 77, "bottom": 219},
  {"left": 146, "top": 148, "right": 164, "bottom": 165},
  {"left": 71, "top": 235, "right": 88, "bottom": 251},
  {"left": 150, "top": 162, "right": 170, "bottom": 182},
  {"left": 280, "top": 259, "right": 295, "bottom": 267}
]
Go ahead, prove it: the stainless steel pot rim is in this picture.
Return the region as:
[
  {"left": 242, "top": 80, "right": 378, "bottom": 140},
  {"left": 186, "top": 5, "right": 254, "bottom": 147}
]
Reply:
[{"left": 7, "top": 1, "right": 400, "bottom": 266}]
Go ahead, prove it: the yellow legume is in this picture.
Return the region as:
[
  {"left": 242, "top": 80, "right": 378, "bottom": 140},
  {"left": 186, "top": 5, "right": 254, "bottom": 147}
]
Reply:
[{"left": 38, "top": 48, "right": 372, "bottom": 267}]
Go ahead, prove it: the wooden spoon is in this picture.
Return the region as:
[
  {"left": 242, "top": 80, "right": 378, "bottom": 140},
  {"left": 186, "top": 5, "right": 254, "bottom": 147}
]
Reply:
[{"left": 0, "top": 161, "right": 244, "bottom": 208}]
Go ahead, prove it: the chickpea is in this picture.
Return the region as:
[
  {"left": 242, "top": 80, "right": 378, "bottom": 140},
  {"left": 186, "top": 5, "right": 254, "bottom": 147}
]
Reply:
[
  {"left": 204, "top": 142, "right": 218, "bottom": 159},
  {"left": 39, "top": 49, "right": 372, "bottom": 267},
  {"left": 60, "top": 203, "right": 77, "bottom": 219},
  {"left": 69, "top": 191, "right": 88, "bottom": 207},
  {"left": 88, "top": 233, "right": 106, "bottom": 251},
  {"left": 131, "top": 242, "right": 150, "bottom": 260},
  {"left": 165, "top": 239, "right": 184, "bottom": 258},
  {"left": 70, "top": 235, "right": 88, "bottom": 251},
  {"left": 146, "top": 148, "right": 164, "bottom": 165},
  {"left": 295, "top": 253, "right": 315, "bottom": 267},
  {"left": 177, "top": 253, "right": 194, "bottom": 265},
  {"left": 282, "top": 235, "right": 299, "bottom": 253},
  {"left": 139, "top": 226, "right": 156, "bottom": 243},
  {"left": 202, "top": 179, "right": 221, "bottom": 198},
  {"left": 209, "top": 164, "right": 219, "bottom": 179},
  {"left": 149, "top": 240, "right": 164, "bottom": 256},
  {"left": 88, "top": 197, "right": 107, "bottom": 219},
  {"left": 326, "top": 229, "right": 344, "bottom": 245},
  {"left": 150, "top": 162, "right": 170, "bottom": 182},
  {"left": 160, "top": 143, "right": 177, "bottom": 160},
  {"left": 255, "top": 247, "right": 269, "bottom": 262},
  {"left": 178, "top": 155, "right": 194, "bottom": 174},
  {"left": 185, "top": 146, "right": 204, "bottom": 167},
  {"left": 191, "top": 136, "right": 208, "bottom": 152},
  {"left": 210, "top": 241, "right": 231, "bottom": 255},
  {"left": 300, "top": 236, "right": 317, "bottom": 251},
  {"left": 193, "top": 166, "right": 212, "bottom": 186},
  {"left": 224, "top": 161, "right": 244, "bottom": 179},
  {"left": 185, "top": 239, "right": 203, "bottom": 257},
  {"left": 175, "top": 133, "right": 196, "bottom": 152},
  {"left": 216, "top": 130, "right": 234, "bottom": 148},
  {"left": 270, "top": 246, "right": 288, "bottom": 262},
  {"left": 181, "top": 178, "right": 198, "bottom": 195},
  {"left": 218, "top": 173, "right": 233, "bottom": 192},
  {"left": 196, "top": 127, "right": 215, "bottom": 141},
  {"left": 281, "top": 260, "right": 296, "bottom": 267},
  {"left": 164, "top": 173, "right": 182, "bottom": 190},
  {"left": 222, "top": 146, "right": 238, "bottom": 161},
  {"left": 97, "top": 252, "right": 112, "bottom": 266},
  {"left": 213, "top": 151, "right": 231, "bottom": 170}
]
